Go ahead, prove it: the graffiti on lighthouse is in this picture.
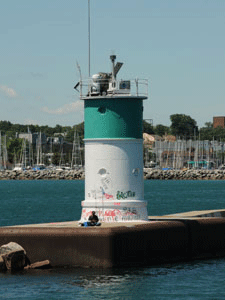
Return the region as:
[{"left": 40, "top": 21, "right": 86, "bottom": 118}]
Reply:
[{"left": 81, "top": 206, "right": 144, "bottom": 222}]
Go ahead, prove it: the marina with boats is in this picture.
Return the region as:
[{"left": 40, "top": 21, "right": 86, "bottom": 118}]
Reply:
[
  {"left": 0, "top": 128, "right": 84, "bottom": 172},
  {"left": 146, "top": 138, "right": 225, "bottom": 170},
  {"left": 2, "top": 130, "right": 225, "bottom": 180},
  {"left": 1, "top": 139, "right": 225, "bottom": 181}
]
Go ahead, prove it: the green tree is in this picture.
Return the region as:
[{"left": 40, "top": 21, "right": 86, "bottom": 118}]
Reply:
[
  {"left": 204, "top": 122, "right": 213, "bottom": 129},
  {"left": 213, "top": 127, "right": 225, "bottom": 141},
  {"left": 6, "top": 138, "right": 23, "bottom": 164},
  {"left": 0, "top": 121, "right": 12, "bottom": 133},
  {"left": 6, "top": 131, "right": 17, "bottom": 138},
  {"left": 199, "top": 122, "right": 214, "bottom": 140},
  {"left": 65, "top": 122, "right": 84, "bottom": 144},
  {"left": 54, "top": 124, "right": 63, "bottom": 133},
  {"left": 199, "top": 127, "right": 213, "bottom": 141},
  {"left": 154, "top": 124, "right": 170, "bottom": 136},
  {"left": 143, "top": 120, "right": 154, "bottom": 135},
  {"left": 170, "top": 114, "right": 198, "bottom": 138},
  {"left": 52, "top": 152, "right": 61, "bottom": 165},
  {"left": 199, "top": 123, "right": 225, "bottom": 141}
]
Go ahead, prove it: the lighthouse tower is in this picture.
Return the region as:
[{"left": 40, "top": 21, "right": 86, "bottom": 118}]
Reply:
[{"left": 79, "top": 55, "right": 148, "bottom": 222}]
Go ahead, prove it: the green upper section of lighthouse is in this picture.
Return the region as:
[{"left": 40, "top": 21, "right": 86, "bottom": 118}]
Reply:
[{"left": 84, "top": 97, "right": 144, "bottom": 139}]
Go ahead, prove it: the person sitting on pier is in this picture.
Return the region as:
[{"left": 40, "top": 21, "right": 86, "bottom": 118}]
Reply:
[
  {"left": 88, "top": 211, "right": 100, "bottom": 226},
  {"left": 80, "top": 211, "right": 101, "bottom": 227}
]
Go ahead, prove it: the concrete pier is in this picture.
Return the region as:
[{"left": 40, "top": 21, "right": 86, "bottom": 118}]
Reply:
[{"left": 1, "top": 209, "right": 225, "bottom": 268}]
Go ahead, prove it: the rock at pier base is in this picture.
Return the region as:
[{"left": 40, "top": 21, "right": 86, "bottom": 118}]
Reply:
[
  {"left": 143, "top": 169, "right": 225, "bottom": 180},
  {"left": 0, "top": 242, "right": 27, "bottom": 271},
  {"left": 0, "top": 242, "right": 51, "bottom": 271},
  {"left": 2, "top": 250, "right": 27, "bottom": 271},
  {"left": 0, "top": 169, "right": 85, "bottom": 180}
]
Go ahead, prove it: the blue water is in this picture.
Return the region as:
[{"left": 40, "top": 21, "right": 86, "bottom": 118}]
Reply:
[{"left": 1, "top": 180, "right": 225, "bottom": 299}]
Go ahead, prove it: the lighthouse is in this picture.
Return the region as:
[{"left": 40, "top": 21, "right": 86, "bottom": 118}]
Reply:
[{"left": 79, "top": 55, "right": 148, "bottom": 222}]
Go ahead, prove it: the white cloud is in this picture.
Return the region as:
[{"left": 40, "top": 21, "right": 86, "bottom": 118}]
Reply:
[
  {"left": 41, "top": 101, "right": 83, "bottom": 115},
  {"left": 0, "top": 85, "right": 17, "bottom": 97}
]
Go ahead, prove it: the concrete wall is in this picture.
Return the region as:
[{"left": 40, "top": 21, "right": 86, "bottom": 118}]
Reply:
[
  {"left": 0, "top": 227, "right": 114, "bottom": 268},
  {"left": 1, "top": 219, "right": 225, "bottom": 268}
]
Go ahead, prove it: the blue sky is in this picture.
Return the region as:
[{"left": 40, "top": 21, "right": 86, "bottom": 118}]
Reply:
[{"left": 0, "top": 0, "right": 224, "bottom": 128}]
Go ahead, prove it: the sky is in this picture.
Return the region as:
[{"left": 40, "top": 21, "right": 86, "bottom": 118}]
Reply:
[{"left": 0, "top": 0, "right": 224, "bottom": 128}]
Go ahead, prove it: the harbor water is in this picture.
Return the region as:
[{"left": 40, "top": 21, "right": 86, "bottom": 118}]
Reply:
[{"left": 1, "top": 180, "right": 225, "bottom": 299}]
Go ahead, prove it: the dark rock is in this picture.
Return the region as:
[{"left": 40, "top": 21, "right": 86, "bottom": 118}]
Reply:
[
  {"left": 0, "top": 256, "right": 6, "bottom": 271},
  {"left": 2, "top": 250, "right": 27, "bottom": 271},
  {"left": 0, "top": 242, "right": 27, "bottom": 271}
]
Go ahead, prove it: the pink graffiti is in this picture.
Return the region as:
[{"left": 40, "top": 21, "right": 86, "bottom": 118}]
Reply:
[
  {"left": 81, "top": 209, "right": 93, "bottom": 219},
  {"left": 104, "top": 193, "right": 114, "bottom": 200},
  {"left": 104, "top": 209, "right": 122, "bottom": 217},
  {"left": 101, "top": 187, "right": 113, "bottom": 200},
  {"left": 81, "top": 208, "right": 138, "bottom": 221}
]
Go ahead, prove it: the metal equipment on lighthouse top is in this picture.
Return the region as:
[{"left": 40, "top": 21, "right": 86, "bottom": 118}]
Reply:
[{"left": 75, "top": 55, "right": 148, "bottom": 99}]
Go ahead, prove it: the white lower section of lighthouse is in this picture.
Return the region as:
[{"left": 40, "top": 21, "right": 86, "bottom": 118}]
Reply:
[{"left": 80, "top": 139, "right": 148, "bottom": 222}]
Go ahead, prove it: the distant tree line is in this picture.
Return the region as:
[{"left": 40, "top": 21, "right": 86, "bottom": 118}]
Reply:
[
  {"left": 143, "top": 114, "right": 198, "bottom": 138},
  {"left": 1, "top": 115, "right": 225, "bottom": 143},
  {"left": 144, "top": 114, "right": 225, "bottom": 141},
  {"left": 0, "top": 120, "right": 84, "bottom": 143}
]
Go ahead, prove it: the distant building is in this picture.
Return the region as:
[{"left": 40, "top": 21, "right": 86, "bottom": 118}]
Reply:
[
  {"left": 213, "top": 116, "right": 225, "bottom": 129},
  {"left": 18, "top": 133, "right": 47, "bottom": 145}
]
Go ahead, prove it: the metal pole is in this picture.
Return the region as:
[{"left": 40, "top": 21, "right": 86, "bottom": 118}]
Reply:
[
  {"left": 88, "top": 0, "right": 90, "bottom": 78},
  {"left": 0, "top": 131, "right": 2, "bottom": 170}
]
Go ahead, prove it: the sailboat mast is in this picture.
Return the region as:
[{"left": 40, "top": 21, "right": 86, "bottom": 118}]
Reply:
[
  {"left": 0, "top": 131, "right": 3, "bottom": 170},
  {"left": 71, "top": 129, "right": 82, "bottom": 169},
  {"left": 3, "top": 135, "right": 7, "bottom": 169},
  {"left": 40, "top": 132, "right": 42, "bottom": 164},
  {"left": 0, "top": 131, "right": 2, "bottom": 170}
]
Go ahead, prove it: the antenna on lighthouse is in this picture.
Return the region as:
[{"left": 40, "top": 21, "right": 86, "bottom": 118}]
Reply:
[{"left": 88, "top": 0, "right": 91, "bottom": 77}]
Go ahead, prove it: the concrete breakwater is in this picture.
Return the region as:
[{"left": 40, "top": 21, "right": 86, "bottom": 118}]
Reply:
[
  {"left": 144, "top": 168, "right": 225, "bottom": 180},
  {"left": 0, "top": 169, "right": 85, "bottom": 180},
  {"left": 2, "top": 213, "right": 225, "bottom": 268},
  {"left": 1, "top": 168, "right": 225, "bottom": 180}
]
